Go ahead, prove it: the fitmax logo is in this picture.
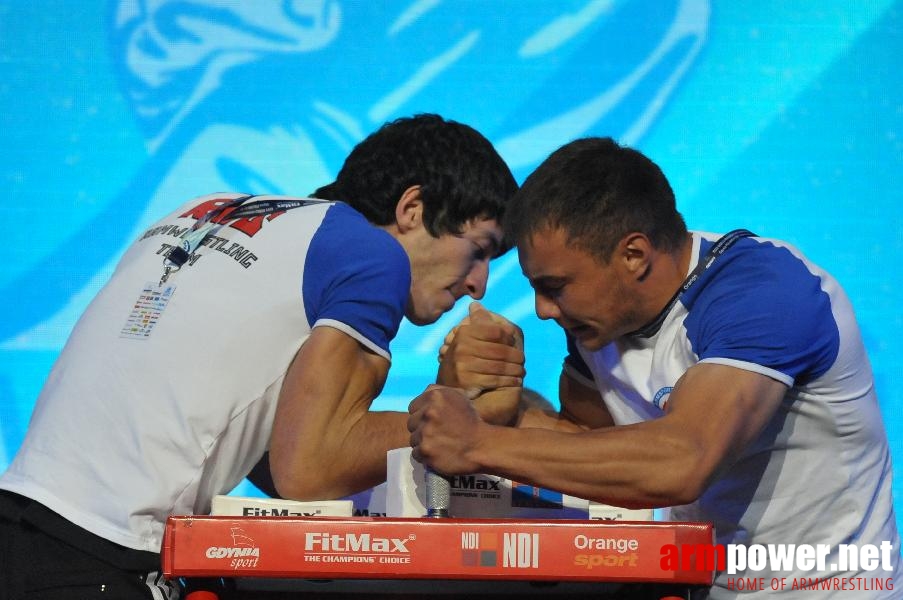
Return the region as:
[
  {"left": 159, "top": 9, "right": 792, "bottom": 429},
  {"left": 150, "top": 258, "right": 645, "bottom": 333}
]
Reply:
[
  {"left": 242, "top": 507, "right": 321, "bottom": 517},
  {"left": 451, "top": 475, "right": 501, "bottom": 491},
  {"left": 304, "top": 533, "right": 413, "bottom": 553}
]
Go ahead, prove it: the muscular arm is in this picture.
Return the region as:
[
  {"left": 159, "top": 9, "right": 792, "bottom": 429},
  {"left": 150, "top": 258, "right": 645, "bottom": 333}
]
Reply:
[
  {"left": 517, "top": 370, "right": 614, "bottom": 431},
  {"left": 268, "top": 326, "right": 409, "bottom": 500},
  {"left": 410, "top": 362, "right": 787, "bottom": 508}
]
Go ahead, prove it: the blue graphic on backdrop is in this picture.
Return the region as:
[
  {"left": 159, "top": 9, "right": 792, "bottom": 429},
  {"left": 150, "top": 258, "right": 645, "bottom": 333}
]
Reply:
[
  {"left": 1, "top": 0, "right": 707, "bottom": 344},
  {"left": 0, "top": 0, "right": 899, "bottom": 510}
]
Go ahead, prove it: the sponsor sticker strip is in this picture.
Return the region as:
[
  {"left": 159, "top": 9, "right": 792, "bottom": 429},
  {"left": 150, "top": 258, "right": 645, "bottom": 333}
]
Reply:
[{"left": 162, "top": 516, "right": 714, "bottom": 584}]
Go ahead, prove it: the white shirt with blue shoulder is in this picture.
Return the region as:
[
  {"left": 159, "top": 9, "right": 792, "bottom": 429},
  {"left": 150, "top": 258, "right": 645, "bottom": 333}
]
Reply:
[
  {"left": 0, "top": 193, "right": 410, "bottom": 552},
  {"left": 565, "top": 231, "right": 901, "bottom": 598}
]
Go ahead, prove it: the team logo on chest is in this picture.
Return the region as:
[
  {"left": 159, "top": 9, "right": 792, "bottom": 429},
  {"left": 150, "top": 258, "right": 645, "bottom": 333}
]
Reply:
[{"left": 652, "top": 386, "right": 673, "bottom": 411}]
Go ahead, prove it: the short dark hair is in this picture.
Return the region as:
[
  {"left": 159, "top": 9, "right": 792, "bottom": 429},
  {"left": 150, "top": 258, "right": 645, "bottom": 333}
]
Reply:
[
  {"left": 504, "top": 137, "right": 687, "bottom": 262},
  {"left": 313, "top": 114, "right": 517, "bottom": 241}
]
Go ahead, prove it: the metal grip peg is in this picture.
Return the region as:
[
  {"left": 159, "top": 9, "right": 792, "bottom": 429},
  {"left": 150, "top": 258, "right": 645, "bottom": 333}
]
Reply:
[{"left": 424, "top": 468, "right": 451, "bottom": 518}]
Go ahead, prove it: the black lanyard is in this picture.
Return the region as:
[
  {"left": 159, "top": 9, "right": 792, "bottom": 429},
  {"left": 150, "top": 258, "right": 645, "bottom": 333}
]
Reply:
[
  {"left": 159, "top": 195, "right": 328, "bottom": 283},
  {"left": 627, "top": 229, "right": 756, "bottom": 338}
]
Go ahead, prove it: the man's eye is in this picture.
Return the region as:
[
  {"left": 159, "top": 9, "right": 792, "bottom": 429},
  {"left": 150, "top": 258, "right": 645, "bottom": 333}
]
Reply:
[{"left": 537, "top": 283, "right": 564, "bottom": 297}]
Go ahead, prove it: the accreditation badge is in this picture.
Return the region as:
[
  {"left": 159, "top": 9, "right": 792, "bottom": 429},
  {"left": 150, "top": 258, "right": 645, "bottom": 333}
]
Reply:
[{"left": 119, "top": 282, "right": 177, "bottom": 340}]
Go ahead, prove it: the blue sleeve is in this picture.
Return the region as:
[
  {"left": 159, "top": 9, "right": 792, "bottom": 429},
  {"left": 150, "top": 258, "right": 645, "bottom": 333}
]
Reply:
[
  {"left": 302, "top": 204, "right": 410, "bottom": 358},
  {"left": 683, "top": 240, "right": 840, "bottom": 385}
]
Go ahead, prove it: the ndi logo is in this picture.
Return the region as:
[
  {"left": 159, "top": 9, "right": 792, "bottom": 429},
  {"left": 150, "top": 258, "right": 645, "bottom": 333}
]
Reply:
[
  {"left": 504, "top": 533, "right": 540, "bottom": 569},
  {"left": 460, "top": 532, "right": 539, "bottom": 569},
  {"left": 461, "top": 531, "right": 498, "bottom": 567}
]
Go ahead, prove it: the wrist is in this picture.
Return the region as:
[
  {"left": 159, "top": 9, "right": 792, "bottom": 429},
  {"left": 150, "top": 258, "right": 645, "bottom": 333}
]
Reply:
[
  {"left": 464, "top": 418, "right": 519, "bottom": 477},
  {"left": 472, "top": 386, "right": 522, "bottom": 426}
]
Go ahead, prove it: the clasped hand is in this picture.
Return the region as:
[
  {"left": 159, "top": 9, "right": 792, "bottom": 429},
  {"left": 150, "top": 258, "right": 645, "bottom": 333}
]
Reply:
[
  {"left": 436, "top": 302, "right": 525, "bottom": 425},
  {"left": 407, "top": 303, "right": 526, "bottom": 476}
]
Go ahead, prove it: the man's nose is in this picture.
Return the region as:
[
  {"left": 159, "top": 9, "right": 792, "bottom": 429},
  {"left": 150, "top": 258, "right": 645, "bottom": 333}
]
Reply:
[
  {"left": 464, "top": 259, "right": 489, "bottom": 300},
  {"left": 534, "top": 293, "right": 559, "bottom": 321}
]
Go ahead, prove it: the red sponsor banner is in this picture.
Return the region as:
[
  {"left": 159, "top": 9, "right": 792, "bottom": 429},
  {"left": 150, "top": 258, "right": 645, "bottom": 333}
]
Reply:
[{"left": 162, "top": 516, "right": 714, "bottom": 585}]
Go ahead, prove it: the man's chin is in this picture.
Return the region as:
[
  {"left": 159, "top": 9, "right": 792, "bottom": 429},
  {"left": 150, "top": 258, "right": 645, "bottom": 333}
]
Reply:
[
  {"left": 568, "top": 327, "right": 606, "bottom": 351},
  {"left": 406, "top": 297, "right": 454, "bottom": 326},
  {"left": 405, "top": 308, "right": 441, "bottom": 327},
  {"left": 579, "top": 339, "right": 607, "bottom": 352}
]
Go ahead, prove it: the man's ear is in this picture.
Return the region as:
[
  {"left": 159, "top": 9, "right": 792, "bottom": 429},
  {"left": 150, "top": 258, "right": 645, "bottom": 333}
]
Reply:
[
  {"left": 619, "top": 232, "right": 654, "bottom": 282},
  {"left": 394, "top": 185, "right": 424, "bottom": 234}
]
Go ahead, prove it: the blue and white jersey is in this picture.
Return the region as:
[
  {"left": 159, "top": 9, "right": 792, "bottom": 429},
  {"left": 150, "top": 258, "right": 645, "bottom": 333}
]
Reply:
[
  {"left": 0, "top": 193, "right": 410, "bottom": 553},
  {"left": 566, "top": 231, "right": 901, "bottom": 598}
]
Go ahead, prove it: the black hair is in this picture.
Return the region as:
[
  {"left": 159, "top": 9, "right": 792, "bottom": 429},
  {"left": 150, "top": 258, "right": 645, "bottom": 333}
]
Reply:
[
  {"left": 313, "top": 114, "right": 517, "bottom": 241},
  {"left": 504, "top": 137, "right": 687, "bottom": 262}
]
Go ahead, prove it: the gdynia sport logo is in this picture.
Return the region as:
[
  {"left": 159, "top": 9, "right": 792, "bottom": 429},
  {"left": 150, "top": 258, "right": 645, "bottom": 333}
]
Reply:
[{"left": 660, "top": 541, "right": 896, "bottom": 592}]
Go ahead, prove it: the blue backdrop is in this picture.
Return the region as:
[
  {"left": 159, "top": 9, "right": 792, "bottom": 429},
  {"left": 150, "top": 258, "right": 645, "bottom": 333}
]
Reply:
[{"left": 1, "top": 1, "right": 900, "bottom": 524}]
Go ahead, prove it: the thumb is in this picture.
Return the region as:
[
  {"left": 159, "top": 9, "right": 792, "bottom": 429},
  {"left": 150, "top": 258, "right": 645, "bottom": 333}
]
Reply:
[
  {"left": 468, "top": 301, "right": 523, "bottom": 350},
  {"left": 468, "top": 301, "right": 493, "bottom": 323}
]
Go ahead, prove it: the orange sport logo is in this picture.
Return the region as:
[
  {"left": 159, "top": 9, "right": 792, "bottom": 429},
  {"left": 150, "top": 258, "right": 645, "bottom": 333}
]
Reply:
[{"left": 573, "top": 533, "right": 640, "bottom": 569}]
